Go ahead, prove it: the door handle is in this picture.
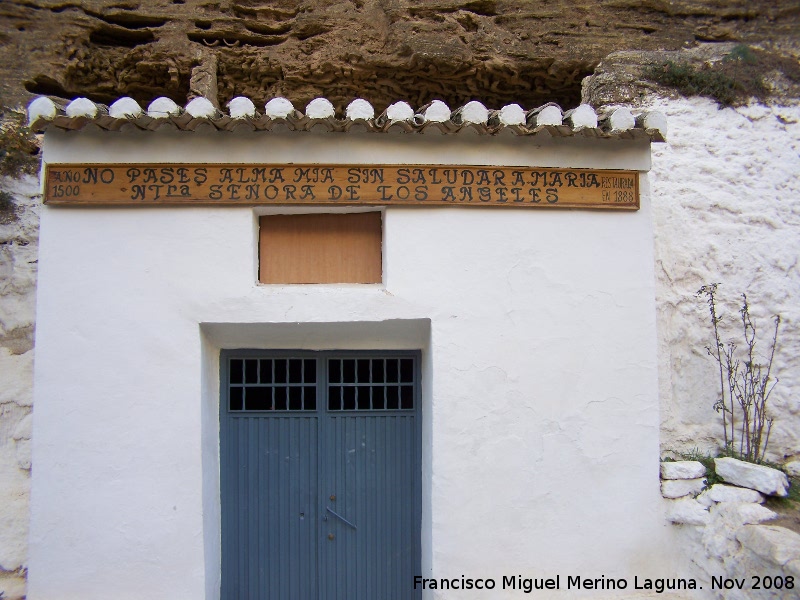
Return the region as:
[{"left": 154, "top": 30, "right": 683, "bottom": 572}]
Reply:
[{"left": 326, "top": 506, "right": 357, "bottom": 530}]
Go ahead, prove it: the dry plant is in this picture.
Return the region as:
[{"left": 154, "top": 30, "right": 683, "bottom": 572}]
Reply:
[{"left": 697, "top": 284, "right": 781, "bottom": 463}]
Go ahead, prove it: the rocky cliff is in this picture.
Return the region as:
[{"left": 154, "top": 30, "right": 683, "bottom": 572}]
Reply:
[{"left": 2, "top": 1, "right": 799, "bottom": 111}]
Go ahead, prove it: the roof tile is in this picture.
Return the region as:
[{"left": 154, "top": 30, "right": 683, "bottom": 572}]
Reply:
[{"left": 27, "top": 95, "right": 666, "bottom": 142}]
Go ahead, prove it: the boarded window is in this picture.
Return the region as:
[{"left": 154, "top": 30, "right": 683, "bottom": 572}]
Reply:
[{"left": 259, "top": 212, "right": 382, "bottom": 284}]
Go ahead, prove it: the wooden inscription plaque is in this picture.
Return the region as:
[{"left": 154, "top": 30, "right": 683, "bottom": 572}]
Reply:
[{"left": 44, "top": 164, "right": 639, "bottom": 209}]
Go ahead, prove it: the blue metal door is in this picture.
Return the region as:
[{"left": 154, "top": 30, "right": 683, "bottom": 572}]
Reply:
[{"left": 220, "top": 351, "right": 421, "bottom": 600}]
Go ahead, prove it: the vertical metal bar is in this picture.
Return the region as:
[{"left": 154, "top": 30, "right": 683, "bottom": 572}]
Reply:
[
  {"left": 403, "top": 415, "right": 411, "bottom": 596},
  {"left": 270, "top": 365, "right": 275, "bottom": 411},
  {"left": 369, "top": 359, "right": 373, "bottom": 410},
  {"left": 247, "top": 418, "right": 257, "bottom": 600},
  {"left": 267, "top": 418, "right": 277, "bottom": 599},
  {"left": 367, "top": 415, "right": 377, "bottom": 600},
  {"left": 238, "top": 417, "right": 246, "bottom": 597},
  {"left": 257, "top": 418, "right": 265, "bottom": 599},
  {"left": 352, "top": 418, "right": 372, "bottom": 600},
  {"left": 318, "top": 356, "right": 328, "bottom": 600},
  {"left": 384, "top": 414, "right": 392, "bottom": 598},
  {"left": 290, "top": 419, "right": 298, "bottom": 594}
]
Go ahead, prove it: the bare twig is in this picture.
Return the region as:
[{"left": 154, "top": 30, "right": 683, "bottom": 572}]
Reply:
[{"left": 697, "top": 285, "right": 780, "bottom": 462}]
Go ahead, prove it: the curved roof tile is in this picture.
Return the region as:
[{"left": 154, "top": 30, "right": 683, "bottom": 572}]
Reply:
[{"left": 27, "top": 95, "right": 667, "bottom": 142}]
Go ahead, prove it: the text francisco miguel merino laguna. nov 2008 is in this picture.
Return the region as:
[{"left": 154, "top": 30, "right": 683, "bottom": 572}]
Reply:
[{"left": 413, "top": 574, "right": 705, "bottom": 594}]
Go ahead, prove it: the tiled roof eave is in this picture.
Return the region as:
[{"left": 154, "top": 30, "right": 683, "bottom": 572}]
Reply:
[{"left": 27, "top": 96, "right": 667, "bottom": 142}]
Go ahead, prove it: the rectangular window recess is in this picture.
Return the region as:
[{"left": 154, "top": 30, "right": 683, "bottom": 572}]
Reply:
[{"left": 259, "top": 212, "right": 382, "bottom": 284}]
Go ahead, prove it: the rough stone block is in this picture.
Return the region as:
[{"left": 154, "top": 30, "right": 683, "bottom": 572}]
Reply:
[
  {"left": 661, "top": 477, "right": 706, "bottom": 498},
  {"left": 715, "top": 457, "right": 789, "bottom": 497},
  {"left": 713, "top": 502, "right": 776, "bottom": 527},
  {"left": 787, "top": 558, "right": 800, "bottom": 579},
  {"left": 785, "top": 460, "right": 800, "bottom": 478},
  {"left": 697, "top": 483, "right": 765, "bottom": 507},
  {"left": 0, "top": 570, "right": 26, "bottom": 600},
  {"left": 701, "top": 518, "right": 740, "bottom": 558},
  {"left": 665, "top": 497, "right": 710, "bottom": 525},
  {"left": 696, "top": 492, "right": 714, "bottom": 508},
  {"left": 660, "top": 460, "right": 707, "bottom": 480},
  {"left": 736, "top": 525, "right": 800, "bottom": 566}
]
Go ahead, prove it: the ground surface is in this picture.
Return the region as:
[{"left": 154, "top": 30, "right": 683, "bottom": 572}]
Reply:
[{"left": 767, "top": 497, "right": 800, "bottom": 535}]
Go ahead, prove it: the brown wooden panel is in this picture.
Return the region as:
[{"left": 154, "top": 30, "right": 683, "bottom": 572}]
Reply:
[
  {"left": 44, "top": 164, "right": 639, "bottom": 210},
  {"left": 259, "top": 212, "right": 382, "bottom": 284}
]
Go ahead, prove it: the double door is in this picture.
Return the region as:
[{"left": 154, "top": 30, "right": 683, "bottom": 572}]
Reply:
[{"left": 220, "top": 350, "right": 421, "bottom": 600}]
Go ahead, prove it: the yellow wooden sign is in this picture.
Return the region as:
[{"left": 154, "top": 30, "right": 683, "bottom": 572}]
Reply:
[{"left": 44, "top": 164, "right": 639, "bottom": 209}]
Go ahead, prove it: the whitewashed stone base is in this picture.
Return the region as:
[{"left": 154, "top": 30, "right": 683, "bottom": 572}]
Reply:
[
  {"left": 728, "top": 526, "right": 800, "bottom": 600},
  {"left": 662, "top": 458, "right": 798, "bottom": 599},
  {"left": 662, "top": 477, "right": 707, "bottom": 499},
  {"left": 715, "top": 458, "right": 790, "bottom": 497},
  {"left": 661, "top": 460, "right": 707, "bottom": 480},
  {"left": 665, "top": 497, "right": 710, "bottom": 525},
  {"left": 696, "top": 484, "right": 766, "bottom": 507}
]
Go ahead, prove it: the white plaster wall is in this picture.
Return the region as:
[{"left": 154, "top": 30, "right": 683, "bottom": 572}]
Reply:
[
  {"left": 28, "top": 129, "right": 674, "bottom": 599},
  {"left": 0, "top": 174, "right": 39, "bottom": 600},
  {"left": 649, "top": 97, "right": 800, "bottom": 462}
]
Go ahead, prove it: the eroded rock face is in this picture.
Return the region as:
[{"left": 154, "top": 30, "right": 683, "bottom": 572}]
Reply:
[
  {"left": 0, "top": 175, "right": 39, "bottom": 600},
  {"left": 1, "top": 1, "right": 798, "bottom": 111}
]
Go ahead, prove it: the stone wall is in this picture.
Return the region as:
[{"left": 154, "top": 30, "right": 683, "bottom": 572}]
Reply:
[
  {"left": 0, "top": 175, "right": 39, "bottom": 600},
  {"left": 663, "top": 460, "right": 799, "bottom": 600},
  {"left": 646, "top": 96, "right": 800, "bottom": 463},
  {"left": 581, "top": 47, "right": 800, "bottom": 463}
]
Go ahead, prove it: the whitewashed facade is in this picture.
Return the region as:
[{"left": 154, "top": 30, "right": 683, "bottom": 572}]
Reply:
[{"left": 21, "top": 100, "right": 684, "bottom": 599}]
